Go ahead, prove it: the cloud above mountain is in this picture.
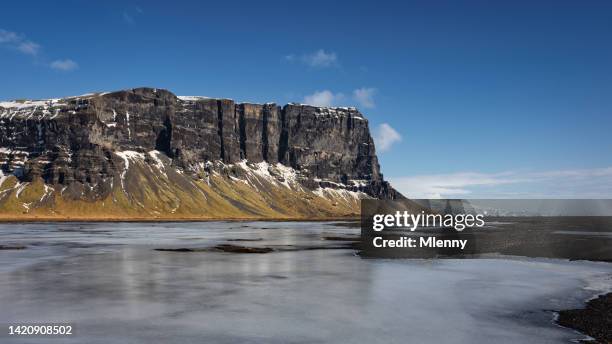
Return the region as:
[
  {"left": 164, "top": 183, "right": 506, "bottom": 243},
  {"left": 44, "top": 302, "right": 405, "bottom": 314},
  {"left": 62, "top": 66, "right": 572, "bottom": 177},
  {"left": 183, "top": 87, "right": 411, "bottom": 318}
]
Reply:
[
  {"left": 0, "top": 29, "right": 40, "bottom": 56},
  {"left": 50, "top": 59, "right": 79, "bottom": 71},
  {"left": 0, "top": 28, "right": 77, "bottom": 71},
  {"left": 373, "top": 123, "right": 402, "bottom": 152},
  {"left": 285, "top": 49, "right": 338, "bottom": 68},
  {"left": 303, "top": 87, "right": 378, "bottom": 109},
  {"left": 303, "top": 90, "right": 344, "bottom": 106},
  {"left": 353, "top": 87, "right": 376, "bottom": 108}
]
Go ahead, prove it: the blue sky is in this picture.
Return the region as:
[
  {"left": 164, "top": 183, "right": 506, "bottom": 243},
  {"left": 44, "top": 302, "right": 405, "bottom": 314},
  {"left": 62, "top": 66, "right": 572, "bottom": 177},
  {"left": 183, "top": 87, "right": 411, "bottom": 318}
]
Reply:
[{"left": 1, "top": 1, "right": 611, "bottom": 197}]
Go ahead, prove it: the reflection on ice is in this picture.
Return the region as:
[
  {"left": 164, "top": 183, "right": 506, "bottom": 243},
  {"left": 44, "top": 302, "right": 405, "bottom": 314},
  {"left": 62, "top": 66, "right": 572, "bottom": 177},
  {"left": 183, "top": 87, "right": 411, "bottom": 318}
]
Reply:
[{"left": 0, "top": 222, "right": 610, "bottom": 343}]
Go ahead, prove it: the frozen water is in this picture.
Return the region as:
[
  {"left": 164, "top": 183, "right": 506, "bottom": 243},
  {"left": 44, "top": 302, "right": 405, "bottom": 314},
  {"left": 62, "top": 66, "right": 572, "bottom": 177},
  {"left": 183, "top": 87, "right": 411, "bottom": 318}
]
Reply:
[{"left": 0, "top": 221, "right": 610, "bottom": 343}]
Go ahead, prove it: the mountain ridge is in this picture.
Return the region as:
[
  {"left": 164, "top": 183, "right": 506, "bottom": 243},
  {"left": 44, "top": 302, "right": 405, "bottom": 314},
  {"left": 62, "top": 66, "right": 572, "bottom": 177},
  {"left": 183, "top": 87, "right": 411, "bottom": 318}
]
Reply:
[{"left": 0, "top": 87, "right": 402, "bottom": 220}]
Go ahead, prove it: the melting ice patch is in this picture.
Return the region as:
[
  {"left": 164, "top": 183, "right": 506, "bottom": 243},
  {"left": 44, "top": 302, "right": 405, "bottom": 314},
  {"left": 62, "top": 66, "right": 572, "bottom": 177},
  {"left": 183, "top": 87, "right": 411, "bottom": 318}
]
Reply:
[
  {"left": 115, "top": 151, "right": 145, "bottom": 192},
  {"left": 0, "top": 99, "right": 61, "bottom": 110},
  {"left": 115, "top": 150, "right": 145, "bottom": 170},
  {"left": 14, "top": 182, "right": 28, "bottom": 198},
  {"left": 313, "top": 187, "right": 365, "bottom": 201},
  {"left": 40, "top": 184, "right": 54, "bottom": 202},
  {"left": 232, "top": 160, "right": 304, "bottom": 190},
  {"left": 0, "top": 99, "right": 64, "bottom": 121},
  {"left": 148, "top": 150, "right": 166, "bottom": 172},
  {"left": 126, "top": 111, "right": 131, "bottom": 139},
  {"left": 230, "top": 160, "right": 366, "bottom": 199},
  {"left": 105, "top": 109, "right": 118, "bottom": 128},
  {"left": 0, "top": 170, "right": 6, "bottom": 188},
  {"left": 273, "top": 163, "right": 300, "bottom": 189}
]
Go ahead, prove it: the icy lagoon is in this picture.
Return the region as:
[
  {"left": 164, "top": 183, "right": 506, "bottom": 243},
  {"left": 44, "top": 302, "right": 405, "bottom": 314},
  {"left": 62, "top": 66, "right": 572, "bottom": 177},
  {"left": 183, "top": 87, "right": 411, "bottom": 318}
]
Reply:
[{"left": 0, "top": 221, "right": 610, "bottom": 343}]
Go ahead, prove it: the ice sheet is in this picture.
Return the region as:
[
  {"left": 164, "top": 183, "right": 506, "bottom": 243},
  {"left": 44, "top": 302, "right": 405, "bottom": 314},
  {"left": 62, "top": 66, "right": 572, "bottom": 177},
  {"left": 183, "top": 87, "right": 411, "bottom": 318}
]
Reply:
[{"left": 0, "top": 222, "right": 610, "bottom": 343}]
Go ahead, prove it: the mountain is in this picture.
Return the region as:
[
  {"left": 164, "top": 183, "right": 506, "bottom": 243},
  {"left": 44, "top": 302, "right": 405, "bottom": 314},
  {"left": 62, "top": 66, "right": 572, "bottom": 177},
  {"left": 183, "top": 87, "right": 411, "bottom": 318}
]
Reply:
[{"left": 0, "top": 87, "right": 402, "bottom": 220}]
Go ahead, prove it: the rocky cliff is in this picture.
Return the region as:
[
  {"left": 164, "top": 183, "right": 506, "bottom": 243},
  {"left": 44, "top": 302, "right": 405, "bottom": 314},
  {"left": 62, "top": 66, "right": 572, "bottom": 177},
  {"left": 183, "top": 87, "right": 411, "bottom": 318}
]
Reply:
[{"left": 0, "top": 87, "right": 402, "bottom": 220}]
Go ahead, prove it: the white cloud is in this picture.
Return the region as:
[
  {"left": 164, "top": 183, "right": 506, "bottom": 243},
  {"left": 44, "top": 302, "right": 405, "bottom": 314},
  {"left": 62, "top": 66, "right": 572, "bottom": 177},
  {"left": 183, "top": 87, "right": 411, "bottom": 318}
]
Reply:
[
  {"left": 17, "top": 41, "right": 40, "bottom": 55},
  {"left": 304, "top": 49, "right": 337, "bottom": 67},
  {"left": 303, "top": 90, "right": 344, "bottom": 107},
  {"left": 373, "top": 123, "right": 402, "bottom": 152},
  {"left": 1, "top": 28, "right": 77, "bottom": 70},
  {"left": 302, "top": 87, "right": 378, "bottom": 109},
  {"left": 286, "top": 49, "right": 338, "bottom": 68},
  {"left": 0, "top": 29, "right": 20, "bottom": 43},
  {"left": 50, "top": 59, "right": 78, "bottom": 71},
  {"left": 353, "top": 87, "right": 376, "bottom": 108},
  {"left": 390, "top": 172, "right": 517, "bottom": 199},
  {"left": 389, "top": 167, "right": 612, "bottom": 199},
  {"left": 0, "top": 29, "right": 40, "bottom": 56}
]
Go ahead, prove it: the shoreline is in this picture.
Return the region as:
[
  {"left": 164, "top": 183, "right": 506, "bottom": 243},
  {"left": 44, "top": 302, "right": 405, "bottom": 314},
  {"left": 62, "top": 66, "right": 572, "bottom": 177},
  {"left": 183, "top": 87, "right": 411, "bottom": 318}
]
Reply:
[
  {"left": 0, "top": 216, "right": 360, "bottom": 223},
  {"left": 557, "top": 292, "right": 612, "bottom": 344}
]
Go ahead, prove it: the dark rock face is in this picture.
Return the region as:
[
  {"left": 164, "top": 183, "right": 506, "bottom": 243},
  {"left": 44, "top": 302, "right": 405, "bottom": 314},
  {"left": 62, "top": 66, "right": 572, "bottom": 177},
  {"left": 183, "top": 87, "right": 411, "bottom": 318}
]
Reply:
[
  {"left": 557, "top": 292, "right": 612, "bottom": 344},
  {"left": 0, "top": 87, "right": 401, "bottom": 200}
]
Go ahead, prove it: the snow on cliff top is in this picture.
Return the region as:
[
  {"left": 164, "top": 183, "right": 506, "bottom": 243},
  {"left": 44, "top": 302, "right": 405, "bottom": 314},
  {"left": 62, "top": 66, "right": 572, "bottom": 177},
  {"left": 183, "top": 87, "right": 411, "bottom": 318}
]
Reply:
[
  {"left": 0, "top": 99, "right": 62, "bottom": 109},
  {"left": 177, "top": 96, "right": 212, "bottom": 101},
  {"left": 0, "top": 92, "right": 109, "bottom": 109},
  {"left": 1, "top": 92, "right": 364, "bottom": 119}
]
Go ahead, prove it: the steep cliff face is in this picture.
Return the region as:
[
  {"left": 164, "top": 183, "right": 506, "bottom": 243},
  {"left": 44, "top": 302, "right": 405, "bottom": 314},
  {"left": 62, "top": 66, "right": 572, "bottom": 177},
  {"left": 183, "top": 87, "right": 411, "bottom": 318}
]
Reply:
[{"left": 0, "top": 88, "right": 401, "bottom": 220}]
